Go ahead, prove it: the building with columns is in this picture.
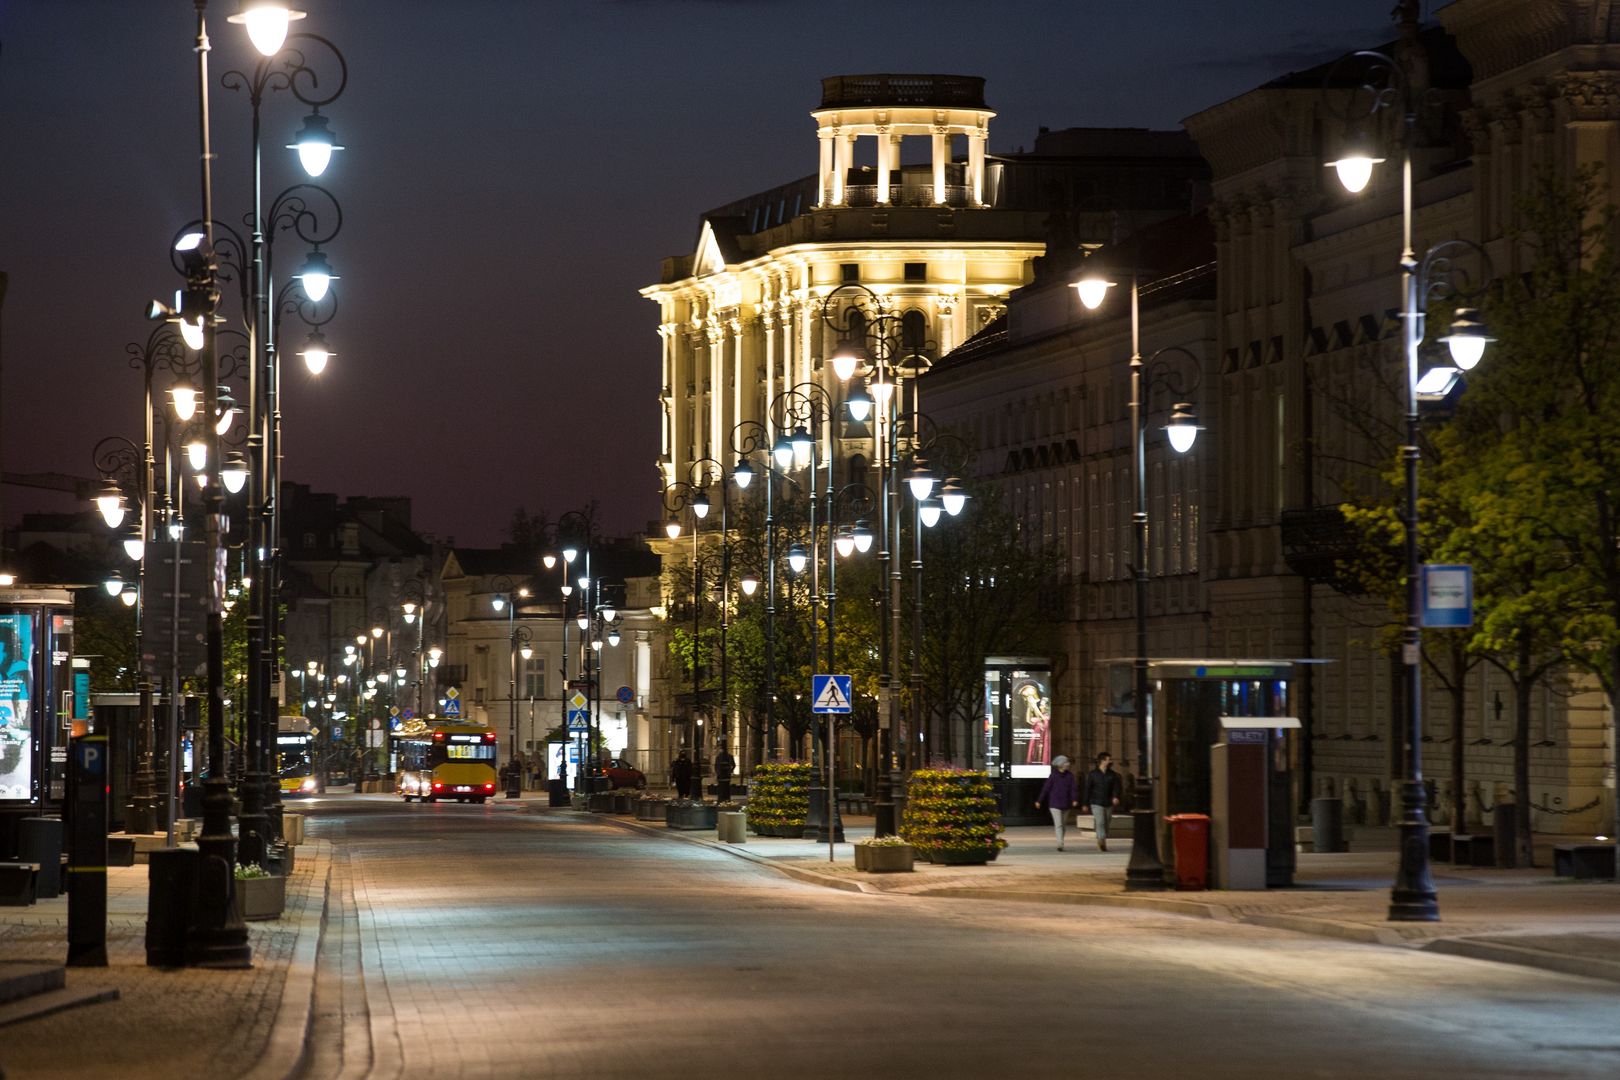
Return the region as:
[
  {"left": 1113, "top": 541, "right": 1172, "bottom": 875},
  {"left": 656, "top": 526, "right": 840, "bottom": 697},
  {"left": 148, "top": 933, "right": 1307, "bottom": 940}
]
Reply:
[
  {"left": 644, "top": 74, "right": 1210, "bottom": 497},
  {"left": 643, "top": 74, "right": 1209, "bottom": 770},
  {"left": 924, "top": 0, "right": 1616, "bottom": 838}
]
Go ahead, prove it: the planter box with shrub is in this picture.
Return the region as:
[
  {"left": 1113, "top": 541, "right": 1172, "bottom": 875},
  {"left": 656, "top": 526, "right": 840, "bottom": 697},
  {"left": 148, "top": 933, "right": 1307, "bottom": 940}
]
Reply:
[{"left": 854, "top": 839, "right": 915, "bottom": 872}]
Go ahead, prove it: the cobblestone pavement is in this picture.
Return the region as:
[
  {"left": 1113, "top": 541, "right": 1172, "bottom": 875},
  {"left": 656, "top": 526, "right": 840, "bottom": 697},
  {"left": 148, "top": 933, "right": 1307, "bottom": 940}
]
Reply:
[
  {"left": 0, "top": 839, "right": 330, "bottom": 1080},
  {"left": 295, "top": 794, "right": 1618, "bottom": 1080}
]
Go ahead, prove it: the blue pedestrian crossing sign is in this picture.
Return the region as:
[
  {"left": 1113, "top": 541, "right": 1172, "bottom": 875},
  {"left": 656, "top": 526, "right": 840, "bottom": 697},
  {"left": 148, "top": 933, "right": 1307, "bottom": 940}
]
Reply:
[
  {"left": 567, "top": 690, "right": 590, "bottom": 730},
  {"left": 812, "top": 674, "right": 853, "bottom": 714},
  {"left": 443, "top": 687, "right": 462, "bottom": 718}
]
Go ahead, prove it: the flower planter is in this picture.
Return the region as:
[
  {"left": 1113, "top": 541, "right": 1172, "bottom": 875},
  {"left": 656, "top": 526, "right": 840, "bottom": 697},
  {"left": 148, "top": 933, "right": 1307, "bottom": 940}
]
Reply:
[
  {"left": 612, "top": 792, "right": 635, "bottom": 815},
  {"left": 854, "top": 843, "right": 915, "bottom": 873},
  {"left": 635, "top": 799, "right": 666, "bottom": 821},
  {"left": 588, "top": 792, "right": 614, "bottom": 813},
  {"left": 666, "top": 802, "right": 719, "bottom": 830},
  {"left": 901, "top": 768, "right": 1007, "bottom": 865},
  {"left": 232, "top": 873, "right": 286, "bottom": 922}
]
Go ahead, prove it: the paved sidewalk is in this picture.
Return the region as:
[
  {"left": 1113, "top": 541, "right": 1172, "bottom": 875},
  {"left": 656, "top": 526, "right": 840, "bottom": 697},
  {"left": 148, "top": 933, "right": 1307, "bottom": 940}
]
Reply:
[
  {"left": 0, "top": 840, "right": 331, "bottom": 1080},
  {"left": 563, "top": 805, "right": 1620, "bottom": 985}
]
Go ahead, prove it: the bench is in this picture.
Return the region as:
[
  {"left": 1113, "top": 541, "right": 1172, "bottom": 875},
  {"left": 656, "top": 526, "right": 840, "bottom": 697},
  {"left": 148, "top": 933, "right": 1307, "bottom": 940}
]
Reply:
[
  {"left": 1429, "top": 828, "right": 1453, "bottom": 863},
  {"left": 1554, "top": 843, "right": 1617, "bottom": 880},
  {"left": 0, "top": 862, "right": 41, "bottom": 906},
  {"left": 837, "top": 793, "right": 873, "bottom": 815}
]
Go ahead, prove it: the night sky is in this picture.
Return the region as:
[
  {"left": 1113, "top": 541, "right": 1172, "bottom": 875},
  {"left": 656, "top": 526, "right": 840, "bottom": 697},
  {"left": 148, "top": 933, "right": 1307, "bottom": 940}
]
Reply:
[{"left": 1, "top": 0, "right": 1403, "bottom": 547}]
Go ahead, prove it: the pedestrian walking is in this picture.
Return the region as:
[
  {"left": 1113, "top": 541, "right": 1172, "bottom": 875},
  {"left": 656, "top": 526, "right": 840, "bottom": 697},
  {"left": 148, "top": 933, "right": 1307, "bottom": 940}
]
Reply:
[
  {"left": 1034, "top": 754, "right": 1080, "bottom": 850},
  {"left": 1083, "top": 752, "right": 1123, "bottom": 851},
  {"left": 714, "top": 747, "right": 736, "bottom": 803},
  {"left": 670, "top": 750, "right": 694, "bottom": 800}
]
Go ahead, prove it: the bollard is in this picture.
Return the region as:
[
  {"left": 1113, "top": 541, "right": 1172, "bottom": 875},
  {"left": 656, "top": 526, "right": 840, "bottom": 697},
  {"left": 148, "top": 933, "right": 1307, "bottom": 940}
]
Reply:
[
  {"left": 145, "top": 847, "right": 198, "bottom": 968},
  {"left": 1493, "top": 803, "right": 1518, "bottom": 869},
  {"left": 1310, "top": 797, "right": 1344, "bottom": 854},
  {"left": 717, "top": 811, "right": 747, "bottom": 844}
]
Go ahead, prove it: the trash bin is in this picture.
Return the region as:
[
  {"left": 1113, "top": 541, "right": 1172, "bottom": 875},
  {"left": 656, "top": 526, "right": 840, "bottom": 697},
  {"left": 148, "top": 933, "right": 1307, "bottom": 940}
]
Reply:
[
  {"left": 145, "top": 847, "right": 198, "bottom": 968},
  {"left": 1166, "top": 813, "right": 1210, "bottom": 891},
  {"left": 1310, "top": 797, "right": 1344, "bottom": 854},
  {"left": 19, "top": 818, "right": 63, "bottom": 900},
  {"left": 1493, "top": 803, "right": 1518, "bottom": 869}
]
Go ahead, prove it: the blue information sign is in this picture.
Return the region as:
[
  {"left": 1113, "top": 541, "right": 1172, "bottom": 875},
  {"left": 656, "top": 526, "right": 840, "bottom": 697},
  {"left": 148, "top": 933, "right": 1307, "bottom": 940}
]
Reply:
[{"left": 1421, "top": 564, "right": 1473, "bottom": 628}]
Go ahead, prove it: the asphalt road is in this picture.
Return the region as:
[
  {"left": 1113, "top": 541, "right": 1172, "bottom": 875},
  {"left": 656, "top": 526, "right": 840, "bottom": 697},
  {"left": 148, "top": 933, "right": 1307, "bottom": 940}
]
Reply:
[{"left": 295, "top": 795, "right": 1620, "bottom": 1080}]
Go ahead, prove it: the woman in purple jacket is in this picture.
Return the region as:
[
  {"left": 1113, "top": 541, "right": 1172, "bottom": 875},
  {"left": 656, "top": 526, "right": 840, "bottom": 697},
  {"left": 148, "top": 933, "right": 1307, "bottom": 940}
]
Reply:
[{"left": 1035, "top": 755, "right": 1079, "bottom": 851}]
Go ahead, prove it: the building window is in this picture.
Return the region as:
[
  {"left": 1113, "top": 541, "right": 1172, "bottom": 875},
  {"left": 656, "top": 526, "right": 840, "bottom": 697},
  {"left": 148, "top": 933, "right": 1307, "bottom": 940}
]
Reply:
[
  {"left": 522, "top": 657, "right": 545, "bottom": 700},
  {"left": 904, "top": 262, "right": 927, "bottom": 283},
  {"left": 841, "top": 263, "right": 860, "bottom": 283}
]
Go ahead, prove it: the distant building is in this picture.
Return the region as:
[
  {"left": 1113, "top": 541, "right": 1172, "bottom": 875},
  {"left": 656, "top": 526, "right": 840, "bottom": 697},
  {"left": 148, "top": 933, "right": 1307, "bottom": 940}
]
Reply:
[{"left": 438, "top": 536, "right": 662, "bottom": 777}]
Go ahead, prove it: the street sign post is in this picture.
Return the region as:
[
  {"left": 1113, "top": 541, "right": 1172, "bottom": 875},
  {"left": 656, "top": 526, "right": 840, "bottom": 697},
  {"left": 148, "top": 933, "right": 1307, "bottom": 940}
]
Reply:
[{"left": 443, "top": 687, "right": 462, "bottom": 718}]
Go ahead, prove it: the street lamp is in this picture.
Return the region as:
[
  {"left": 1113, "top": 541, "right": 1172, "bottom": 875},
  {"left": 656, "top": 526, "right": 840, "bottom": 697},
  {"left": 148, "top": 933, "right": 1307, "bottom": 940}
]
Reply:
[
  {"left": 819, "top": 282, "right": 952, "bottom": 836},
  {"left": 1323, "top": 20, "right": 1493, "bottom": 922},
  {"left": 1072, "top": 256, "right": 1207, "bottom": 891},
  {"left": 212, "top": 8, "right": 348, "bottom": 867},
  {"left": 490, "top": 574, "right": 531, "bottom": 769},
  {"left": 663, "top": 462, "right": 729, "bottom": 802}
]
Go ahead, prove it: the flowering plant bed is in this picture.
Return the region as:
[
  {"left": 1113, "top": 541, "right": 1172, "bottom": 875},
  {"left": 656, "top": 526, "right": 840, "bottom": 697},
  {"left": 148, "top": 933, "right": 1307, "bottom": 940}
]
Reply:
[
  {"left": 900, "top": 768, "right": 1006, "bottom": 865},
  {"left": 746, "top": 762, "right": 813, "bottom": 836}
]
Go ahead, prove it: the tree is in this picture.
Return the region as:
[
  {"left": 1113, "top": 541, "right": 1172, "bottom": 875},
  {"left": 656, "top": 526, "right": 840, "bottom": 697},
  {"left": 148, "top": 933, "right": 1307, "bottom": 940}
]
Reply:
[
  {"left": 1462, "top": 166, "right": 1620, "bottom": 846},
  {"left": 916, "top": 480, "right": 1062, "bottom": 766}
]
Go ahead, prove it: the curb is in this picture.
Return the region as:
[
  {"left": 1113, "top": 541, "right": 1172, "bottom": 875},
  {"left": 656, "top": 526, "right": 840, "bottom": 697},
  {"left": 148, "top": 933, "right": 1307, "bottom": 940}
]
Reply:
[
  {"left": 565, "top": 808, "right": 880, "bottom": 894},
  {"left": 1423, "top": 937, "right": 1620, "bottom": 985},
  {"left": 240, "top": 840, "right": 334, "bottom": 1080},
  {"left": 912, "top": 886, "right": 1236, "bottom": 921}
]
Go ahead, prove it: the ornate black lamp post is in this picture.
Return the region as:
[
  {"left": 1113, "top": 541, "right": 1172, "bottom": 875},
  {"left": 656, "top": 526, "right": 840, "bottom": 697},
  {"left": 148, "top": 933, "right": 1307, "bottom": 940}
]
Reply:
[
  {"left": 663, "top": 463, "right": 725, "bottom": 801},
  {"left": 1322, "top": 8, "right": 1494, "bottom": 920},
  {"left": 1071, "top": 255, "right": 1207, "bottom": 891}
]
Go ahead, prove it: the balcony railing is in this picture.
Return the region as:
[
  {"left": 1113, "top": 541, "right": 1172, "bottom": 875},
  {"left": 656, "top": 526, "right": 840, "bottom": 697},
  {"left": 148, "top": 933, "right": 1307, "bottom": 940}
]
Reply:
[{"left": 840, "top": 184, "right": 976, "bottom": 208}]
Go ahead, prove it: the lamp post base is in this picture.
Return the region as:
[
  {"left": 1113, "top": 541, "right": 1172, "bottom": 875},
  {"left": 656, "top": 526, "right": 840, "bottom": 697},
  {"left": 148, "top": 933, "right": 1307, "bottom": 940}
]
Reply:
[
  {"left": 1124, "top": 808, "right": 1167, "bottom": 891},
  {"left": 874, "top": 769, "right": 897, "bottom": 838},
  {"left": 1388, "top": 780, "right": 1439, "bottom": 921},
  {"left": 185, "top": 778, "right": 252, "bottom": 969}
]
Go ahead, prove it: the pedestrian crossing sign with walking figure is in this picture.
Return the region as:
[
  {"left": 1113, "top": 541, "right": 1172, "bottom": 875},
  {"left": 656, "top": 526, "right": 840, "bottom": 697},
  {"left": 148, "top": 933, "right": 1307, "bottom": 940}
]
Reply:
[{"left": 812, "top": 674, "right": 853, "bottom": 714}]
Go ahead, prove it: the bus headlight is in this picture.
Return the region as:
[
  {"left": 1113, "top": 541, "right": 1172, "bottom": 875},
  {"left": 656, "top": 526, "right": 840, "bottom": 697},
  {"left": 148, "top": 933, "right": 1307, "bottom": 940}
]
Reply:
[{"left": 302, "top": 778, "right": 317, "bottom": 792}]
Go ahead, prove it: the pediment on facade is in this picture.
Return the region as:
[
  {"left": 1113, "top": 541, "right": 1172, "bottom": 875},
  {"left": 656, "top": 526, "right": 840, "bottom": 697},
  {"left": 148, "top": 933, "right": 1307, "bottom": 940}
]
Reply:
[{"left": 691, "top": 218, "right": 733, "bottom": 278}]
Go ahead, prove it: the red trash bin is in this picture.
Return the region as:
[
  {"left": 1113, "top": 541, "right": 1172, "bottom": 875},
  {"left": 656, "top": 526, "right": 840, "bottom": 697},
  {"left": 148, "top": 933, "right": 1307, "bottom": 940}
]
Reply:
[{"left": 1165, "top": 813, "right": 1210, "bottom": 890}]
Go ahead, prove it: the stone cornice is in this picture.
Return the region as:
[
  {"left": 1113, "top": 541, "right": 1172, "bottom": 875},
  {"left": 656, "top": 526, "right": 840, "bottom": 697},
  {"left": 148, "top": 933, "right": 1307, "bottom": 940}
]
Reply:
[{"left": 1440, "top": 0, "right": 1608, "bottom": 83}]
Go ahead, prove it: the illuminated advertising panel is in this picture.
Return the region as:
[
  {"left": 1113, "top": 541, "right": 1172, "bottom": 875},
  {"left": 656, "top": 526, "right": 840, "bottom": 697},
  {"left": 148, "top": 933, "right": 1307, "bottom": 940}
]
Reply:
[{"left": 0, "top": 611, "right": 37, "bottom": 801}]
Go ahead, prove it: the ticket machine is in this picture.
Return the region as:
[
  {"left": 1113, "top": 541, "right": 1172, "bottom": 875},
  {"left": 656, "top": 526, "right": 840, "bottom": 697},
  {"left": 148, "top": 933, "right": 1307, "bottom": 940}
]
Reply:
[{"left": 1124, "top": 659, "right": 1302, "bottom": 888}]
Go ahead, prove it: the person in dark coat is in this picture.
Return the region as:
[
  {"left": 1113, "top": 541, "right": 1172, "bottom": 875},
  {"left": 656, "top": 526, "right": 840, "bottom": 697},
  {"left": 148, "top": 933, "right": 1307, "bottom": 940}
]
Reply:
[
  {"left": 713, "top": 748, "right": 736, "bottom": 803},
  {"left": 1035, "top": 755, "right": 1080, "bottom": 850},
  {"left": 1083, "top": 752, "right": 1124, "bottom": 851},
  {"left": 670, "top": 751, "right": 694, "bottom": 800}
]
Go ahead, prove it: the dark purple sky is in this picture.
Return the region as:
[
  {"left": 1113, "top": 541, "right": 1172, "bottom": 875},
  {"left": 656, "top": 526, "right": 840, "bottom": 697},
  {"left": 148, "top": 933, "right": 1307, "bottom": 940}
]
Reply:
[{"left": 1, "top": 0, "right": 1402, "bottom": 547}]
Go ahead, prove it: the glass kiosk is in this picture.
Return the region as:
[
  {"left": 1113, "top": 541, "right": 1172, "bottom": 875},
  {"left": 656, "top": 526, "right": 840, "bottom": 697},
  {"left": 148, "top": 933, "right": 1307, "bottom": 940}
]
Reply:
[{"left": 1120, "top": 659, "right": 1301, "bottom": 888}]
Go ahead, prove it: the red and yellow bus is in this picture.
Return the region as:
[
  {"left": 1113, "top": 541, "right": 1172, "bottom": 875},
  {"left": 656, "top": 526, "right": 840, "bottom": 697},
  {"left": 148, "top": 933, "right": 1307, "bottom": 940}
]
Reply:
[{"left": 395, "top": 722, "right": 499, "bottom": 803}]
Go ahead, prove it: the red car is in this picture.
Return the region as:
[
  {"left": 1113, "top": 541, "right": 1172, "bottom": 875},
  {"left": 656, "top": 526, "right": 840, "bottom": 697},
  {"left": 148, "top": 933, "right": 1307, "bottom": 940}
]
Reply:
[{"left": 602, "top": 758, "right": 647, "bottom": 789}]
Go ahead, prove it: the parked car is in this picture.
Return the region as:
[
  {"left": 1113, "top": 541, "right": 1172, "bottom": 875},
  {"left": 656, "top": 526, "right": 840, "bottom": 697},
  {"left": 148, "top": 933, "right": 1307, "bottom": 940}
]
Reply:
[{"left": 602, "top": 759, "right": 647, "bottom": 790}]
